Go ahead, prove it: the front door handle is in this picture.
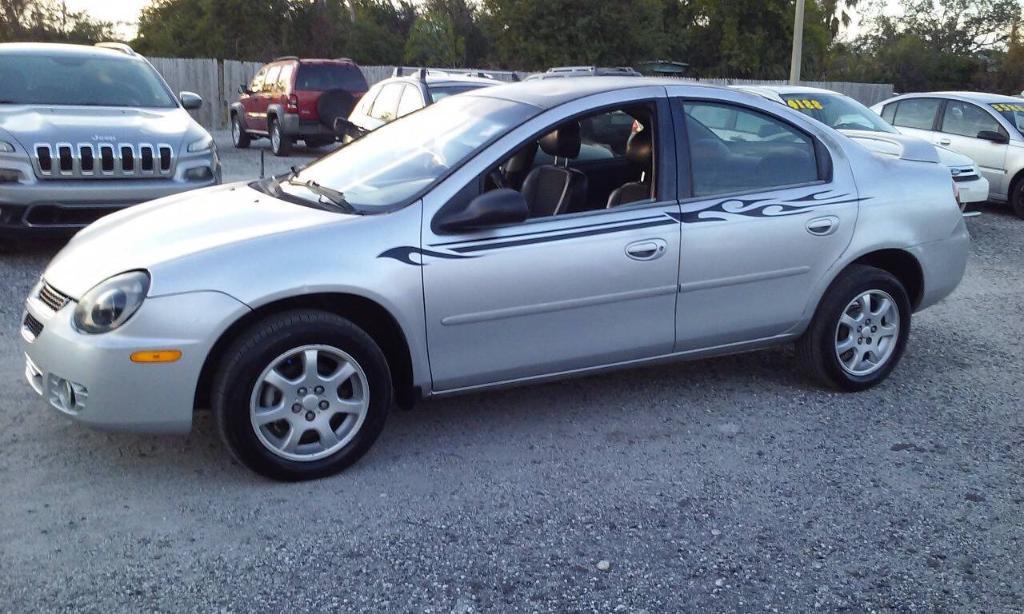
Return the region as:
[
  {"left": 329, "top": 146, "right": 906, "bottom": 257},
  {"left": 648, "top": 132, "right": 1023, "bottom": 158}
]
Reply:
[
  {"left": 938, "top": 138, "right": 951, "bottom": 146},
  {"left": 625, "top": 239, "right": 667, "bottom": 261},
  {"left": 806, "top": 216, "right": 839, "bottom": 236}
]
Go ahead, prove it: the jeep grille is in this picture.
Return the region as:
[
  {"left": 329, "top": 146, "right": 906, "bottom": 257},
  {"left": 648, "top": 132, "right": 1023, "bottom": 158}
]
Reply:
[{"left": 32, "top": 143, "right": 175, "bottom": 179}]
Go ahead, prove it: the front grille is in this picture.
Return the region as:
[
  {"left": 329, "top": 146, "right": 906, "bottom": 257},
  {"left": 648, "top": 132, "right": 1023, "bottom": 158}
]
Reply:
[
  {"left": 32, "top": 142, "right": 175, "bottom": 180},
  {"left": 37, "top": 282, "right": 71, "bottom": 312},
  {"left": 23, "top": 313, "right": 44, "bottom": 339}
]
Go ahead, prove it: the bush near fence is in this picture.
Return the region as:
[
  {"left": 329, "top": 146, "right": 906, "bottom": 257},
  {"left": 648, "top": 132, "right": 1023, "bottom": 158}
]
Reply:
[{"left": 148, "top": 57, "right": 894, "bottom": 131}]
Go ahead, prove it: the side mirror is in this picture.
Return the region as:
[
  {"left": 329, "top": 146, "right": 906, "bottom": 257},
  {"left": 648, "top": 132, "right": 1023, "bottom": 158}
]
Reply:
[
  {"left": 239, "top": 84, "right": 252, "bottom": 95},
  {"left": 180, "top": 91, "right": 203, "bottom": 110},
  {"left": 977, "top": 130, "right": 1009, "bottom": 144},
  {"left": 438, "top": 189, "right": 529, "bottom": 233}
]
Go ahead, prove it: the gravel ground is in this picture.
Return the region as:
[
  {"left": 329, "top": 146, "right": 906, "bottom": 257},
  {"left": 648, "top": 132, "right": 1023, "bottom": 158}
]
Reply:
[{"left": 0, "top": 141, "right": 1022, "bottom": 612}]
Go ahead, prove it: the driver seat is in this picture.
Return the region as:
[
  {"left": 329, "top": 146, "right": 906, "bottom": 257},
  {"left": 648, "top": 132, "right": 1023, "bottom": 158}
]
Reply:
[{"left": 521, "top": 122, "right": 588, "bottom": 218}]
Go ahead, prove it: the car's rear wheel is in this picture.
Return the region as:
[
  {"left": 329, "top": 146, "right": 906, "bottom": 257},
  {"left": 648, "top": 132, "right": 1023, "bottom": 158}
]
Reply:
[
  {"left": 213, "top": 310, "right": 391, "bottom": 480},
  {"left": 797, "top": 265, "right": 911, "bottom": 391},
  {"left": 231, "top": 115, "right": 251, "bottom": 149},
  {"left": 269, "top": 118, "right": 292, "bottom": 157},
  {"left": 1011, "top": 179, "right": 1024, "bottom": 218}
]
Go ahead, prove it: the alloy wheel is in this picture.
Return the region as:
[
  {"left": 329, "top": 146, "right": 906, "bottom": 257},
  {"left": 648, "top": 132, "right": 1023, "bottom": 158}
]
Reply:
[
  {"left": 249, "top": 344, "right": 369, "bottom": 462},
  {"left": 834, "top": 289, "right": 900, "bottom": 376}
]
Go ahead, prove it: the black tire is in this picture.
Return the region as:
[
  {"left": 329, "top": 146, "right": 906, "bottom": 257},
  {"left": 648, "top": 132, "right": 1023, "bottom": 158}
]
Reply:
[
  {"left": 316, "top": 89, "right": 357, "bottom": 132},
  {"left": 1011, "top": 178, "right": 1024, "bottom": 218},
  {"left": 231, "top": 114, "right": 251, "bottom": 149},
  {"left": 213, "top": 310, "right": 392, "bottom": 481},
  {"left": 796, "top": 265, "right": 911, "bottom": 391},
  {"left": 269, "top": 118, "right": 292, "bottom": 157}
]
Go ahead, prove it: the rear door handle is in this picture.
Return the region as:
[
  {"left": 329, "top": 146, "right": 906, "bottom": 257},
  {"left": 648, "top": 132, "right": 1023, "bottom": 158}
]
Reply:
[
  {"left": 625, "top": 239, "right": 667, "bottom": 261},
  {"left": 806, "top": 216, "right": 839, "bottom": 236},
  {"left": 938, "top": 138, "right": 951, "bottom": 146}
]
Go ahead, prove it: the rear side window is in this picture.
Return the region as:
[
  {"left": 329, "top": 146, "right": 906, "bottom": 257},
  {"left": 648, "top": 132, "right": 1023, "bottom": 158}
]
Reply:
[
  {"left": 295, "top": 64, "right": 368, "bottom": 92},
  {"left": 263, "top": 65, "right": 281, "bottom": 93},
  {"left": 397, "top": 85, "right": 423, "bottom": 117},
  {"left": 941, "top": 101, "right": 1003, "bottom": 138},
  {"left": 369, "top": 83, "right": 403, "bottom": 122},
  {"left": 891, "top": 98, "right": 940, "bottom": 130},
  {"left": 880, "top": 103, "right": 896, "bottom": 124},
  {"left": 683, "top": 101, "right": 820, "bottom": 198},
  {"left": 277, "top": 64, "right": 294, "bottom": 91}
]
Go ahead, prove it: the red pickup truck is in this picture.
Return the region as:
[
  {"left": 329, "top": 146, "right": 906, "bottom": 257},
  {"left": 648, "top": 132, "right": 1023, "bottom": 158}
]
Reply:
[{"left": 230, "top": 56, "right": 368, "bottom": 156}]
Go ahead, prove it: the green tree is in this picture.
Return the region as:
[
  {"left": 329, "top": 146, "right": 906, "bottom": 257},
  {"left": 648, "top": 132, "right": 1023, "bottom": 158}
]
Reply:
[
  {"left": 404, "top": 9, "right": 464, "bottom": 66},
  {"left": 1, "top": 0, "right": 114, "bottom": 44}
]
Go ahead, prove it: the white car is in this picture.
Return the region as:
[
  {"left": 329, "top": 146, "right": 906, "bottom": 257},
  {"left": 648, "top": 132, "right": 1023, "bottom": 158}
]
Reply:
[
  {"left": 872, "top": 91, "right": 1024, "bottom": 217},
  {"left": 738, "top": 86, "right": 989, "bottom": 207}
]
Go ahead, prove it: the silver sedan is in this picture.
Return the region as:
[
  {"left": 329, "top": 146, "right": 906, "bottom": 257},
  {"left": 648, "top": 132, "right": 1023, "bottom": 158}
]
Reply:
[{"left": 20, "top": 78, "right": 970, "bottom": 480}]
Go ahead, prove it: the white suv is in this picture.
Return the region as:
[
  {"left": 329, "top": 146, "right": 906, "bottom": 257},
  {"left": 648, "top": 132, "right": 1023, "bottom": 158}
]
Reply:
[{"left": 872, "top": 91, "right": 1024, "bottom": 217}]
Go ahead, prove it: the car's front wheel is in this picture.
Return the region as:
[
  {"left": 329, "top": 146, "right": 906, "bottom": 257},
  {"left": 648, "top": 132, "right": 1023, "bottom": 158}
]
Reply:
[
  {"left": 213, "top": 310, "right": 392, "bottom": 480},
  {"left": 231, "top": 115, "right": 251, "bottom": 149},
  {"left": 797, "top": 265, "right": 911, "bottom": 391},
  {"left": 269, "top": 118, "right": 292, "bottom": 157}
]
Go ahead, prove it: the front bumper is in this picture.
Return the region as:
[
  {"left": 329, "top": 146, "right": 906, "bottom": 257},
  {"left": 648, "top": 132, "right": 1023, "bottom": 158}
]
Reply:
[
  {"left": 21, "top": 286, "right": 250, "bottom": 433},
  {"left": 0, "top": 150, "right": 221, "bottom": 236},
  {"left": 955, "top": 175, "right": 989, "bottom": 204}
]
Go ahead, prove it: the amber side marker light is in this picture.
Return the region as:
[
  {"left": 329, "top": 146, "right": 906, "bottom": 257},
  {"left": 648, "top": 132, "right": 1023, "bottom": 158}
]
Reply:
[{"left": 130, "top": 350, "right": 182, "bottom": 364}]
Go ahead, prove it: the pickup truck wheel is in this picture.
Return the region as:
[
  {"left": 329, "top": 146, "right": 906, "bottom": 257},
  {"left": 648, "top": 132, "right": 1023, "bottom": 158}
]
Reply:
[
  {"left": 213, "top": 310, "right": 392, "bottom": 481},
  {"left": 231, "top": 115, "right": 250, "bottom": 149},
  {"left": 1011, "top": 180, "right": 1024, "bottom": 218},
  {"left": 269, "top": 118, "right": 292, "bottom": 157},
  {"left": 797, "top": 265, "right": 911, "bottom": 391}
]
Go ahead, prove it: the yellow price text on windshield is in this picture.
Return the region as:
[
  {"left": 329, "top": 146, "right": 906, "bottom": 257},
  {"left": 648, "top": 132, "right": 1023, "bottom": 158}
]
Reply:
[
  {"left": 787, "top": 99, "right": 824, "bottom": 111},
  {"left": 992, "top": 103, "right": 1024, "bottom": 113}
]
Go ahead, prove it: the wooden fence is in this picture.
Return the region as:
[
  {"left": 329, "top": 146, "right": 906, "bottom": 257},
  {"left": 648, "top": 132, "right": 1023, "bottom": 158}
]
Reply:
[{"left": 147, "top": 57, "right": 894, "bottom": 130}]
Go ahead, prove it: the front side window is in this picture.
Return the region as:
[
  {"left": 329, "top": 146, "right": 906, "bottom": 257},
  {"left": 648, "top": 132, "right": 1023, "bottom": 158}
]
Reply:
[
  {"left": 683, "top": 101, "right": 820, "bottom": 198},
  {"left": 891, "top": 98, "right": 940, "bottom": 130},
  {"left": 991, "top": 102, "right": 1024, "bottom": 136},
  {"left": 941, "top": 101, "right": 1003, "bottom": 138},
  {"left": 281, "top": 95, "right": 536, "bottom": 210},
  {"left": 780, "top": 93, "right": 895, "bottom": 133},
  {"left": 249, "top": 67, "right": 266, "bottom": 93},
  {"left": 0, "top": 53, "right": 177, "bottom": 108}
]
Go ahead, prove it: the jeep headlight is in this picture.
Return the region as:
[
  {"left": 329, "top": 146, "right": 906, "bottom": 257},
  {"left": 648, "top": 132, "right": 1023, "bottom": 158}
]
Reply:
[
  {"left": 187, "top": 133, "right": 214, "bottom": 153},
  {"left": 73, "top": 271, "right": 150, "bottom": 334},
  {"left": 0, "top": 141, "right": 14, "bottom": 153}
]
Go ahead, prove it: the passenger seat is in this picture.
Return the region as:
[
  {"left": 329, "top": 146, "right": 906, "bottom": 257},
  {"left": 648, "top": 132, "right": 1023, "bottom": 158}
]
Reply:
[
  {"left": 521, "top": 122, "right": 588, "bottom": 218},
  {"left": 606, "top": 129, "right": 653, "bottom": 208}
]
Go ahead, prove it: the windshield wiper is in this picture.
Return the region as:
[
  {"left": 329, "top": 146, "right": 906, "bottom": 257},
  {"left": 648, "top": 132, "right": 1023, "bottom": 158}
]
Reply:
[{"left": 285, "top": 176, "right": 358, "bottom": 214}]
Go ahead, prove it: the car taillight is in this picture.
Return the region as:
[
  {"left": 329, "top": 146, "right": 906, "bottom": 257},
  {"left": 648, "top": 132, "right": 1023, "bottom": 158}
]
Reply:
[{"left": 286, "top": 94, "right": 299, "bottom": 113}]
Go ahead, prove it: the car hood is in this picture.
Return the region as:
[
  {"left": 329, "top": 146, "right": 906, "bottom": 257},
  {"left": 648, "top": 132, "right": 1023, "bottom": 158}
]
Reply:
[
  {"left": 43, "top": 183, "right": 348, "bottom": 298},
  {"left": 0, "top": 105, "right": 193, "bottom": 152}
]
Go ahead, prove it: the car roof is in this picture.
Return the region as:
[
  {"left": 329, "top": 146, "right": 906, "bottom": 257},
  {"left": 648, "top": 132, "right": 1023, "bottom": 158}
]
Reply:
[
  {"left": 0, "top": 42, "right": 142, "bottom": 62},
  {"left": 888, "top": 91, "right": 1023, "bottom": 104},
  {"left": 464, "top": 76, "right": 727, "bottom": 109},
  {"left": 741, "top": 84, "right": 845, "bottom": 97},
  {"left": 378, "top": 71, "right": 501, "bottom": 88}
]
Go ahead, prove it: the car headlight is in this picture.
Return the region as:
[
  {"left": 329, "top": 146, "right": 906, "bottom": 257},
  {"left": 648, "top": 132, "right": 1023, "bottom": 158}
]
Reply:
[
  {"left": 72, "top": 271, "right": 150, "bottom": 334},
  {"left": 187, "top": 133, "right": 214, "bottom": 153},
  {"left": 0, "top": 141, "right": 14, "bottom": 153}
]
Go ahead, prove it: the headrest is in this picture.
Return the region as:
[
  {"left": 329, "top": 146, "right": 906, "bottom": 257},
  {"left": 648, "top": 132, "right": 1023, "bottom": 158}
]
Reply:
[
  {"left": 625, "top": 129, "right": 653, "bottom": 165},
  {"left": 539, "top": 121, "right": 581, "bottom": 158}
]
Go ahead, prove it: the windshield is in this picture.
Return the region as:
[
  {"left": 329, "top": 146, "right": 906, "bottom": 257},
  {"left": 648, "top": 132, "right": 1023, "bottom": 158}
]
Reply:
[
  {"left": 990, "top": 102, "right": 1024, "bottom": 136},
  {"left": 282, "top": 95, "right": 535, "bottom": 210},
  {"left": 0, "top": 53, "right": 177, "bottom": 108},
  {"left": 780, "top": 93, "right": 895, "bottom": 133},
  {"left": 428, "top": 84, "right": 491, "bottom": 103}
]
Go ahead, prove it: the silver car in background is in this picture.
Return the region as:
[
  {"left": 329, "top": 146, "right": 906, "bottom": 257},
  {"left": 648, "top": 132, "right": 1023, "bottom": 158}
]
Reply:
[
  {"left": 738, "top": 85, "right": 989, "bottom": 207},
  {"left": 0, "top": 42, "right": 221, "bottom": 237},
  {"left": 20, "top": 79, "right": 969, "bottom": 480},
  {"left": 872, "top": 91, "right": 1024, "bottom": 217}
]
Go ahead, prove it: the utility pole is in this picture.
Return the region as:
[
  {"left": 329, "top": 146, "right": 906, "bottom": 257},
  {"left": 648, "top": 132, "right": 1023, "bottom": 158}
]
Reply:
[{"left": 789, "top": 0, "right": 806, "bottom": 85}]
